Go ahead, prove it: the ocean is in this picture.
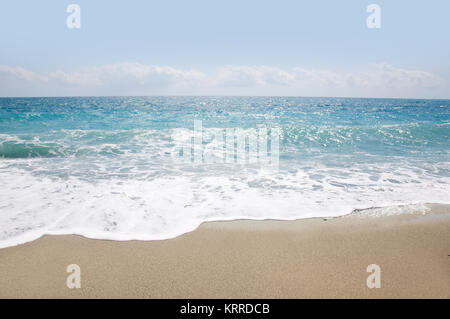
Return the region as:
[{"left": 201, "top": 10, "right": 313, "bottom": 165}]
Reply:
[{"left": 0, "top": 96, "right": 449, "bottom": 247}]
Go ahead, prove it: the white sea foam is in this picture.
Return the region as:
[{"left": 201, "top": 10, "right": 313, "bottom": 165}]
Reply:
[{"left": 1, "top": 158, "right": 449, "bottom": 248}]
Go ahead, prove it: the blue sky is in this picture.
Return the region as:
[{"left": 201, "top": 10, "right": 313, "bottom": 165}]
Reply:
[{"left": 0, "top": 0, "right": 449, "bottom": 98}]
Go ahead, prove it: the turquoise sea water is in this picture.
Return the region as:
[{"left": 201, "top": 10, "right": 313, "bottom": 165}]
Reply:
[{"left": 0, "top": 97, "right": 449, "bottom": 247}]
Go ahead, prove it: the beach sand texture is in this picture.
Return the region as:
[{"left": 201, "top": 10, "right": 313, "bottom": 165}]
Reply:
[{"left": 0, "top": 204, "right": 449, "bottom": 298}]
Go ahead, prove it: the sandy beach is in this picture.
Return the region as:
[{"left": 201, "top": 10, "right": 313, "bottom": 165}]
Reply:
[{"left": 0, "top": 204, "right": 449, "bottom": 299}]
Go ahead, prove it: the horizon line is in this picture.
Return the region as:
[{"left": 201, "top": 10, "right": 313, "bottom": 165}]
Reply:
[{"left": 1, "top": 95, "right": 449, "bottom": 101}]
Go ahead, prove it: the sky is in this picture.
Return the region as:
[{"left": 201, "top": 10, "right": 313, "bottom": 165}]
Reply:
[{"left": 0, "top": 0, "right": 449, "bottom": 98}]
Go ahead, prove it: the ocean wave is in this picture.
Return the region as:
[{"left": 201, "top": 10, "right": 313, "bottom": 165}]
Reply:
[
  {"left": 1, "top": 122, "right": 448, "bottom": 159},
  {"left": 0, "top": 96, "right": 449, "bottom": 248}
]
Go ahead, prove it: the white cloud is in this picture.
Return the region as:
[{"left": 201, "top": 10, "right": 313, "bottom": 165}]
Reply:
[
  {"left": 345, "top": 63, "right": 443, "bottom": 89},
  {"left": 217, "top": 66, "right": 296, "bottom": 87},
  {"left": 0, "top": 65, "right": 48, "bottom": 83},
  {"left": 49, "top": 62, "right": 205, "bottom": 87},
  {"left": 216, "top": 64, "right": 444, "bottom": 91},
  {"left": 0, "top": 62, "right": 447, "bottom": 98}
]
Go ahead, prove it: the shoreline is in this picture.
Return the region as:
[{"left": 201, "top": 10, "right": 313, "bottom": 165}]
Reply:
[
  {"left": 0, "top": 202, "right": 443, "bottom": 250},
  {"left": 0, "top": 205, "right": 449, "bottom": 298}
]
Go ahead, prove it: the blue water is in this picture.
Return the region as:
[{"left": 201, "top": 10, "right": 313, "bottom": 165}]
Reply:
[{"left": 0, "top": 96, "right": 449, "bottom": 247}]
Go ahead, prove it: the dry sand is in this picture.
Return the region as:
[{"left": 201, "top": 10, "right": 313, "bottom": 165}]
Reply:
[{"left": 0, "top": 204, "right": 449, "bottom": 298}]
